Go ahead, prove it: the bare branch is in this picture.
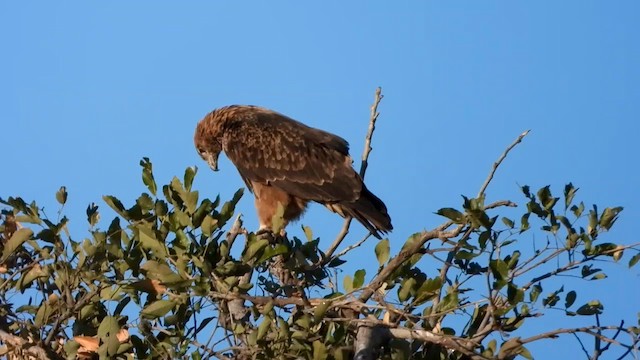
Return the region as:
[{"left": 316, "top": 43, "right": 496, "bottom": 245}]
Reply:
[
  {"left": 359, "top": 86, "right": 384, "bottom": 179},
  {"left": 0, "top": 330, "right": 52, "bottom": 360},
  {"left": 477, "top": 129, "right": 530, "bottom": 198},
  {"left": 359, "top": 223, "right": 465, "bottom": 303},
  {"left": 325, "top": 87, "right": 385, "bottom": 259}
]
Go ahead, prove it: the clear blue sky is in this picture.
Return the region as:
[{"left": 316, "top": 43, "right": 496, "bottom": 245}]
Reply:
[{"left": 2, "top": 2, "right": 639, "bottom": 358}]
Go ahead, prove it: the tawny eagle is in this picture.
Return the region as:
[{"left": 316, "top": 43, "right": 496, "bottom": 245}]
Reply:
[{"left": 194, "top": 105, "right": 392, "bottom": 238}]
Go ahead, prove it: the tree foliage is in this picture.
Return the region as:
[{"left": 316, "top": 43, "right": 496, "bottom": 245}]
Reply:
[{"left": 1, "top": 95, "right": 639, "bottom": 360}]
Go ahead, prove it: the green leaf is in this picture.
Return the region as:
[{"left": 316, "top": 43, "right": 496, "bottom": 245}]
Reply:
[
  {"left": 507, "top": 284, "right": 524, "bottom": 305},
  {"left": 86, "top": 203, "right": 100, "bottom": 227},
  {"left": 55, "top": 186, "right": 68, "bottom": 205},
  {"left": 141, "top": 300, "right": 176, "bottom": 318},
  {"left": 302, "top": 225, "right": 313, "bottom": 241},
  {"left": 313, "top": 340, "right": 328, "bottom": 360},
  {"left": 256, "top": 244, "right": 289, "bottom": 264},
  {"left": 576, "top": 300, "right": 603, "bottom": 316},
  {"left": 343, "top": 275, "right": 353, "bottom": 293},
  {"left": 490, "top": 259, "right": 508, "bottom": 289},
  {"left": 565, "top": 291, "right": 577, "bottom": 308},
  {"left": 502, "top": 217, "right": 514, "bottom": 228},
  {"left": 537, "top": 185, "right": 558, "bottom": 210},
  {"left": 564, "top": 183, "right": 578, "bottom": 210},
  {"left": 1, "top": 228, "right": 33, "bottom": 262},
  {"left": 313, "top": 301, "right": 332, "bottom": 323},
  {"left": 140, "top": 157, "right": 157, "bottom": 196},
  {"left": 498, "top": 337, "right": 524, "bottom": 359},
  {"left": 140, "top": 260, "right": 183, "bottom": 284},
  {"left": 201, "top": 215, "right": 219, "bottom": 238},
  {"left": 436, "top": 208, "right": 465, "bottom": 223},
  {"left": 375, "top": 239, "right": 390, "bottom": 266},
  {"left": 599, "top": 206, "right": 623, "bottom": 231},
  {"left": 414, "top": 277, "right": 442, "bottom": 303},
  {"left": 353, "top": 269, "right": 365, "bottom": 289},
  {"left": 136, "top": 223, "right": 168, "bottom": 258},
  {"left": 256, "top": 317, "right": 272, "bottom": 340},
  {"left": 103, "top": 195, "right": 128, "bottom": 219},
  {"left": 398, "top": 277, "right": 416, "bottom": 302},
  {"left": 98, "top": 316, "right": 121, "bottom": 356},
  {"left": 588, "top": 205, "right": 598, "bottom": 236},
  {"left": 243, "top": 238, "right": 269, "bottom": 262},
  {"left": 629, "top": 253, "right": 640, "bottom": 268},
  {"left": 184, "top": 166, "right": 197, "bottom": 191},
  {"left": 455, "top": 250, "right": 477, "bottom": 260},
  {"left": 571, "top": 202, "right": 585, "bottom": 218},
  {"left": 520, "top": 213, "right": 530, "bottom": 232},
  {"left": 542, "top": 286, "right": 564, "bottom": 307}
]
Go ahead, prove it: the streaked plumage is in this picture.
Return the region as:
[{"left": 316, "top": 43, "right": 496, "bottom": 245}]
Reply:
[{"left": 194, "top": 105, "right": 392, "bottom": 238}]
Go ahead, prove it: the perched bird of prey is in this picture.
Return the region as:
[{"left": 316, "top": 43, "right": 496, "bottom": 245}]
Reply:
[{"left": 194, "top": 105, "right": 392, "bottom": 239}]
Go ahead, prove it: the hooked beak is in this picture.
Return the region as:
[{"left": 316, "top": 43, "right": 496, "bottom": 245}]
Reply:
[{"left": 204, "top": 152, "right": 220, "bottom": 172}]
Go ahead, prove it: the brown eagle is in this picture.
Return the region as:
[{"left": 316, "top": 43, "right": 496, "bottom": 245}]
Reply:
[{"left": 194, "top": 105, "right": 392, "bottom": 239}]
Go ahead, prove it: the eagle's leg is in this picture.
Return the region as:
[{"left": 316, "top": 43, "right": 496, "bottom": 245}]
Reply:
[{"left": 252, "top": 183, "right": 309, "bottom": 237}]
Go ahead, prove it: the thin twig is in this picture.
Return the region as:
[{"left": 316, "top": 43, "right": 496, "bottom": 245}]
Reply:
[
  {"left": 325, "top": 87, "right": 384, "bottom": 259},
  {"left": 477, "top": 129, "right": 530, "bottom": 198},
  {"left": 330, "top": 233, "right": 372, "bottom": 260},
  {"left": 360, "top": 86, "right": 383, "bottom": 179}
]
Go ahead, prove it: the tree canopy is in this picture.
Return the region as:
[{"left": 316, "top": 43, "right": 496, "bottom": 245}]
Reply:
[{"left": 1, "top": 91, "right": 639, "bottom": 360}]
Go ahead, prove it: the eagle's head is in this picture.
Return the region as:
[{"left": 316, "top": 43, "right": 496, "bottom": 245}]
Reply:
[{"left": 194, "top": 110, "right": 226, "bottom": 172}]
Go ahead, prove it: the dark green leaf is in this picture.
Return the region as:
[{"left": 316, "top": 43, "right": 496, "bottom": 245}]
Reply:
[
  {"left": 629, "top": 253, "right": 640, "bottom": 268},
  {"left": 507, "top": 284, "right": 524, "bottom": 305},
  {"left": 353, "top": 269, "right": 366, "bottom": 289},
  {"left": 140, "top": 157, "right": 157, "bottom": 196},
  {"left": 455, "top": 250, "right": 477, "bottom": 260},
  {"left": 184, "top": 166, "right": 197, "bottom": 191},
  {"left": 576, "top": 300, "right": 603, "bottom": 316},
  {"left": 564, "top": 183, "right": 578, "bottom": 210},
  {"left": 599, "top": 206, "right": 623, "bottom": 231},
  {"left": 520, "top": 213, "right": 530, "bottom": 232},
  {"left": 313, "top": 301, "right": 332, "bottom": 323},
  {"left": 256, "top": 244, "right": 289, "bottom": 264},
  {"left": 565, "top": 291, "right": 577, "bottom": 308},
  {"left": 435, "top": 208, "right": 465, "bottom": 223},
  {"left": 537, "top": 185, "right": 558, "bottom": 210},
  {"left": 86, "top": 203, "right": 100, "bottom": 227}
]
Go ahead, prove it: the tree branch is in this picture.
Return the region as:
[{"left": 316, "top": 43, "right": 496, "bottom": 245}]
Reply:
[
  {"left": 325, "top": 87, "right": 384, "bottom": 259},
  {"left": 0, "top": 330, "right": 53, "bottom": 360},
  {"left": 477, "top": 130, "right": 530, "bottom": 198}
]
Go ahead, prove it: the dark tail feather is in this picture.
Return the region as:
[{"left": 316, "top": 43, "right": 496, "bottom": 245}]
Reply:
[{"left": 340, "top": 187, "right": 392, "bottom": 239}]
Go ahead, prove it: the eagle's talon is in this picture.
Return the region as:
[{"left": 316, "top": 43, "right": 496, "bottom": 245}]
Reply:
[{"left": 256, "top": 229, "right": 276, "bottom": 242}]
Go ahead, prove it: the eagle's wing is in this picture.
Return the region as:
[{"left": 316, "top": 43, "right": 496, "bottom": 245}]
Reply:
[{"left": 223, "top": 109, "right": 363, "bottom": 203}]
